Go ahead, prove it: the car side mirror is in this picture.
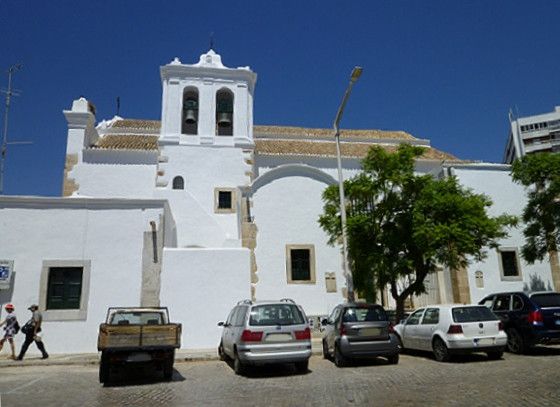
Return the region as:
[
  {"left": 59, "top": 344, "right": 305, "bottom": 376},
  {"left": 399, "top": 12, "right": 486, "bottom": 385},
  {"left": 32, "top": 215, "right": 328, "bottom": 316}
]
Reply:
[
  {"left": 218, "top": 321, "right": 225, "bottom": 327},
  {"left": 399, "top": 319, "right": 406, "bottom": 325},
  {"left": 321, "top": 318, "right": 328, "bottom": 326}
]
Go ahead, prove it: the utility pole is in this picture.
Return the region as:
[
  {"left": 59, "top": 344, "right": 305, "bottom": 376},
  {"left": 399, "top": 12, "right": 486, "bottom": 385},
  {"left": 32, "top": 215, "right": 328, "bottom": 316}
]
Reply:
[{"left": 1, "top": 63, "right": 31, "bottom": 195}]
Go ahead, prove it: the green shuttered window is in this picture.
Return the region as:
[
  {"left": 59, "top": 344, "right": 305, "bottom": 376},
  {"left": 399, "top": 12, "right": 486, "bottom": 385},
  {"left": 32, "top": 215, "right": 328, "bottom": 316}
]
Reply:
[{"left": 46, "top": 267, "right": 83, "bottom": 310}]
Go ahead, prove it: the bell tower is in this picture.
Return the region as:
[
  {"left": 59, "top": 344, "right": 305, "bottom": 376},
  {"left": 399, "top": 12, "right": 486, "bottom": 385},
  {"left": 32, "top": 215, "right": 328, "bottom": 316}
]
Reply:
[{"left": 159, "top": 50, "right": 257, "bottom": 147}]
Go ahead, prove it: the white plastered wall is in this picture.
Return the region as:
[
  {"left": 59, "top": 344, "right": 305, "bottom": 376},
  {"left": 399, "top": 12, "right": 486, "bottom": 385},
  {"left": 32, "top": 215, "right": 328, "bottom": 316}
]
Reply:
[
  {"left": 156, "top": 145, "right": 250, "bottom": 247},
  {"left": 0, "top": 201, "right": 166, "bottom": 354},
  {"left": 160, "top": 247, "right": 251, "bottom": 349},
  {"left": 452, "top": 166, "right": 553, "bottom": 303},
  {"left": 252, "top": 174, "right": 345, "bottom": 316}
]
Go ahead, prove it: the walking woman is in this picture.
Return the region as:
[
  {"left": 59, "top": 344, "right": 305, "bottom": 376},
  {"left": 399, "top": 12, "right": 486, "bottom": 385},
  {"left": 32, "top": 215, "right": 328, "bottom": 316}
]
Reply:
[{"left": 0, "top": 303, "right": 19, "bottom": 360}]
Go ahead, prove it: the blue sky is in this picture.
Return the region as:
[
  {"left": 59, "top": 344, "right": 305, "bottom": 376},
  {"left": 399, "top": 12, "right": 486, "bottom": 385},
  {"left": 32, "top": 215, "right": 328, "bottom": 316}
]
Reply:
[{"left": 1, "top": 0, "right": 559, "bottom": 196}]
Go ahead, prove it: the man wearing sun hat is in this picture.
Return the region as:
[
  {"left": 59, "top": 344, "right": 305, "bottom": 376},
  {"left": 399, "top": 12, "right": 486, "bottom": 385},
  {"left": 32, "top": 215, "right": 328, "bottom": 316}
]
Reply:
[
  {"left": 17, "top": 304, "right": 48, "bottom": 360},
  {"left": 0, "top": 303, "right": 19, "bottom": 359}
]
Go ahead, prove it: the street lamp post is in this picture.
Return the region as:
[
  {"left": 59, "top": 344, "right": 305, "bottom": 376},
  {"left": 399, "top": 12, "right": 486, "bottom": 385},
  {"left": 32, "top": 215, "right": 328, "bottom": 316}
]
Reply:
[{"left": 333, "top": 66, "right": 362, "bottom": 303}]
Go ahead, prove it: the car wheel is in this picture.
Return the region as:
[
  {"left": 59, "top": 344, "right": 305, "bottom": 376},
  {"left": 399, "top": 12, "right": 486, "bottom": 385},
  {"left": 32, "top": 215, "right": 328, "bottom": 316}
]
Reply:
[
  {"left": 295, "top": 360, "right": 309, "bottom": 373},
  {"left": 486, "top": 350, "right": 503, "bottom": 360},
  {"left": 506, "top": 328, "right": 525, "bottom": 354},
  {"left": 387, "top": 353, "right": 399, "bottom": 365},
  {"left": 233, "top": 349, "right": 246, "bottom": 376},
  {"left": 322, "top": 340, "right": 330, "bottom": 360},
  {"left": 432, "top": 337, "right": 450, "bottom": 362},
  {"left": 334, "top": 345, "right": 346, "bottom": 368},
  {"left": 218, "top": 341, "right": 226, "bottom": 361}
]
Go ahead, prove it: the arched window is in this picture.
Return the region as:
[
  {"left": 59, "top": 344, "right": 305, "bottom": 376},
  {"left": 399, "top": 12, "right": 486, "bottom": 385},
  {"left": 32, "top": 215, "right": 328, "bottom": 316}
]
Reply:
[
  {"left": 182, "top": 87, "right": 199, "bottom": 135},
  {"left": 216, "top": 88, "right": 234, "bottom": 136},
  {"left": 172, "top": 176, "right": 184, "bottom": 190}
]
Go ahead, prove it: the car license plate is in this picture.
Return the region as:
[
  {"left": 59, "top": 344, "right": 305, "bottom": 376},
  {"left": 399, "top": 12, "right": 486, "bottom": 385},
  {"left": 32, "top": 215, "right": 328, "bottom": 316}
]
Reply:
[
  {"left": 474, "top": 338, "right": 494, "bottom": 346},
  {"left": 359, "top": 327, "right": 381, "bottom": 336},
  {"left": 265, "top": 333, "right": 292, "bottom": 342},
  {"left": 127, "top": 352, "right": 152, "bottom": 362}
]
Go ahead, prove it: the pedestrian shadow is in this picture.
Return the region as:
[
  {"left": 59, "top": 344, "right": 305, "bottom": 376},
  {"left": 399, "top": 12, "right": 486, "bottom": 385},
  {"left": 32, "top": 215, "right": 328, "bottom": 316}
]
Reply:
[
  {"left": 224, "top": 359, "right": 311, "bottom": 379},
  {"left": 103, "top": 365, "right": 186, "bottom": 387}
]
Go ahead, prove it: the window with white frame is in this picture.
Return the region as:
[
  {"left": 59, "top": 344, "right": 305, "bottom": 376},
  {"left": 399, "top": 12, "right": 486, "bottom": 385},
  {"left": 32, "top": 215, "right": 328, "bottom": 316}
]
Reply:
[
  {"left": 498, "top": 248, "right": 522, "bottom": 281},
  {"left": 286, "top": 245, "right": 316, "bottom": 284},
  {"left": 39, "top": 260, "right": 91, "bottom": 321},
  {"left": 214, "top": 188, "right": 236, "bottom": 213}
]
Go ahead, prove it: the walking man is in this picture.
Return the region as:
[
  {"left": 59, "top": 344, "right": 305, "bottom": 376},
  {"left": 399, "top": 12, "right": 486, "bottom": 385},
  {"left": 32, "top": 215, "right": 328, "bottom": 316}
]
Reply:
[
  {"left": 0, "top": 303, "right": 19, "bottom": 359},
  {"left": 17, "top": 304, "right": 48, "bottom": 360}
]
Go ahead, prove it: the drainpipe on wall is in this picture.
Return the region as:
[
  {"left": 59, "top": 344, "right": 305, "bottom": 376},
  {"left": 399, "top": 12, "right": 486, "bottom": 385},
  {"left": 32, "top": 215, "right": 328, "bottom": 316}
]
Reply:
[{"left": 150, "top": 221, "right": 158, "bottom": 263}]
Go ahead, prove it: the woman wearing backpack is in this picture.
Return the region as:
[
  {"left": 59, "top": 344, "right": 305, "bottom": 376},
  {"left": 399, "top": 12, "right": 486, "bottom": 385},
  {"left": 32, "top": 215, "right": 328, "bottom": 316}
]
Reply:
[{"left": 0, "top": 303, "right": 19, "bottom": 360}]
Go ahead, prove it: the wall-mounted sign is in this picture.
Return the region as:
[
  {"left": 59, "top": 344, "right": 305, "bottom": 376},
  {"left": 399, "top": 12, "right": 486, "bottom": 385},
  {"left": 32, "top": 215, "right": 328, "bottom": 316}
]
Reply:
[{"left": 0, "top": 260, "right": 14, "bottom": 290}]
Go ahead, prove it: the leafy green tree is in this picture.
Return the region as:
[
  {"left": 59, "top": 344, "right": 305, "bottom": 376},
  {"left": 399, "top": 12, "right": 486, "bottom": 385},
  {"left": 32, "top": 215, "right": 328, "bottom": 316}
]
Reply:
[
  {"left": 320, "top": 144, "right": 515, "bottom": 320},
  {"left": 511, "top": 152, "right": 560, "bottom": 291}
]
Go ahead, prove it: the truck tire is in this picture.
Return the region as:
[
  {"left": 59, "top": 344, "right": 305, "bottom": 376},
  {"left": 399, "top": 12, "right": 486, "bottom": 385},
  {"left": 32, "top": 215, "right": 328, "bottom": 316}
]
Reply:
[
  {"left": 99, "top": 352, "right": 110, "bottom": 384},
  {"left": 163, "top": 353, "right": 174, "bottom": 380}
]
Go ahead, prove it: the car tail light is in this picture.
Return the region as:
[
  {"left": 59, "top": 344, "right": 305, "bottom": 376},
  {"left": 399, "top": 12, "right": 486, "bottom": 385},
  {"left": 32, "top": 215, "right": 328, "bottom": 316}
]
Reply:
[
  {"left": 528, "top": 310, "right": 544, "bottom": 326},
  {"left": 340, "top": 324, "right": 347, "bottom": 336},
  {"left": 240, "top": 330, "right": 263, "bottom": 342},
  {"left": 498, "top": 321, "right": 504, "bottom": 331},
  {"left": 388, "top": 323, "right": 395, "bottom": 334},
  {"left": 447, "top": 324, "right": 463, "bottom": 334},
  {"left": 295, "top": 327, "right": 311, "bottom": 340}
]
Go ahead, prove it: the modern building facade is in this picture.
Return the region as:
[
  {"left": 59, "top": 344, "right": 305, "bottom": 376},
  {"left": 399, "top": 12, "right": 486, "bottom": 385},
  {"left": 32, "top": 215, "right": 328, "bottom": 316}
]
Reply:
[{"left": 504, "top": 106, "right": 560, "bottom": 163}]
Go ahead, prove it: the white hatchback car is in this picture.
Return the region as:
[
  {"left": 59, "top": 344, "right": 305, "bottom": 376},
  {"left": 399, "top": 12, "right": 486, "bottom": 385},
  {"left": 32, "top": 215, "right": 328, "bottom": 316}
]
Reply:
[{"left": 393, "top": 305, "right": 507, "bottom": 362}]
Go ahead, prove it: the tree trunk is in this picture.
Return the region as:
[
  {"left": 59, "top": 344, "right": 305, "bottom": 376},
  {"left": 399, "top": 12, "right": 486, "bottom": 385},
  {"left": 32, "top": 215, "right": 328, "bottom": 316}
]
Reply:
[
  {"left": 395, "top": 297, "right": 406, "bottom": 323},
  {"left": 549, "top": 250, "right": 560, "bottom": 291}
]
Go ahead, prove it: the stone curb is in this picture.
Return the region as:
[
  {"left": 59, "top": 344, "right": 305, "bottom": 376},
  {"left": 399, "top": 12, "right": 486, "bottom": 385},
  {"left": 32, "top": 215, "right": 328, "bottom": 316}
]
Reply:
[{"left": 0, "top": 341, "right": 323, "bottom": 368}]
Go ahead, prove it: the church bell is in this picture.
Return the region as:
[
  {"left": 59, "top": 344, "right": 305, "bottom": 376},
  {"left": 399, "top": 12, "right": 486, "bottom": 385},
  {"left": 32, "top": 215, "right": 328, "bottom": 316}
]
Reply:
[
  {"left": 216, "top": 99, "right": 233, "bottom": 127},
  {"left": 217, "top": 111, "right": 232, "bottom": 127},
  {"left": 184, "top": 99, "right": 198, "bottom": 124}
]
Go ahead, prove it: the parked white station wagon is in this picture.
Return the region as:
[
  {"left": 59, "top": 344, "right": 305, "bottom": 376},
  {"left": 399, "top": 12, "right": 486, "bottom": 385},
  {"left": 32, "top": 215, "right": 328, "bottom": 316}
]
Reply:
[{"left": 393, "top": 305, "right": 507, "bottom": 362}]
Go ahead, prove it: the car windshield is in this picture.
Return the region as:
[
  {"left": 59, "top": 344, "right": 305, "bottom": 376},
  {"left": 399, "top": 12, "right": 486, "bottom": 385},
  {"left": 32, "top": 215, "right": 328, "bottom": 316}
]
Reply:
[
  {"left": 110, "top": 312, "right": 163, "bottom": 325},
  {"left": 343, "top": 306, "right": 387, "bottom": 322},
  {"left": 531, "top": 293, "right": 560, "bottom": 308},
  {"left": 249, "top": 304, "right": 305, "bottom": 326},
  {"left": 452, "top": 306, "right": 498, "bottom": 323}
]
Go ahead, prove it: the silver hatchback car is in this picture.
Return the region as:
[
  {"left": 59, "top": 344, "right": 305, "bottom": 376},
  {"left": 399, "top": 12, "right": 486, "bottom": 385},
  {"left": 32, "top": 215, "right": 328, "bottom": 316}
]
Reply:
[
  {"left": 322, "top": 303, "right": 399, "bottom": 367},
  {"left": 218, "top": 299, "right": 312, "bottom": 375}
]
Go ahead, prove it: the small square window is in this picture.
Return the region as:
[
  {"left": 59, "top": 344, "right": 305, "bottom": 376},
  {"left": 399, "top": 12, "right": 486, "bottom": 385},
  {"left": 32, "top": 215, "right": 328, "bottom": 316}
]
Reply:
[
  {"left": 498, "top": 248, "right": 522, "bottom": 281},
  {"left": 46, "top": 267, "right": 83, "bottom": 310},
  {"left": 291, "top": 249, "right": 310, "bottom": 281},
  {"left": 286, "top": 245, "right": 316, "bottom": 284},
  {"left": 218, "top": 191, "right": 232, "bottom": 209},
  {"left": 214, "top": 188, "right": 236, "bottom": 213}
]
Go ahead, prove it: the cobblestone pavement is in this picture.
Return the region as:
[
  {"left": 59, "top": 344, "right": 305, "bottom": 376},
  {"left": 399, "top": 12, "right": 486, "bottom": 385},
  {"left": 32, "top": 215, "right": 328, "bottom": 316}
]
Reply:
[{"left": 1, "top": 347, "right": 559, "bottom": 407}]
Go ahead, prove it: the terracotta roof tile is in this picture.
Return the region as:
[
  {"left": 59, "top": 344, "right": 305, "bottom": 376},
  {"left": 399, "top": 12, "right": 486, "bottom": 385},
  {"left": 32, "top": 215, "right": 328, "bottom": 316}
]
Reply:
[
  {"left": 254, "top": 125, "right": 416, "bottom": 140},
  {"left": 254, "top": 139, "right": 458, "bottom": 161},
  {"left": 91, "top": 135, "right": 159, "bottom": 151},
  {"left": 111, "top": 119, "right": 161, "bottom": 130}
]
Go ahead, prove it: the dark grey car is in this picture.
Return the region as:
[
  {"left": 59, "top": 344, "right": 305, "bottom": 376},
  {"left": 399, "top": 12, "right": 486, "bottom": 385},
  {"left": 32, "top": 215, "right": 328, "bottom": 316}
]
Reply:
[{"left": 322, "top": 303, "right": 399, "bottom": 367}]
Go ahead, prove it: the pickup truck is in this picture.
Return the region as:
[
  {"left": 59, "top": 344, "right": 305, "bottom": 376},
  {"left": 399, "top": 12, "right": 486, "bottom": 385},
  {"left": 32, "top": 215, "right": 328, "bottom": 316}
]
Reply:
[{"left": 97, "top": 307, "right": 181, "bottom": 383}]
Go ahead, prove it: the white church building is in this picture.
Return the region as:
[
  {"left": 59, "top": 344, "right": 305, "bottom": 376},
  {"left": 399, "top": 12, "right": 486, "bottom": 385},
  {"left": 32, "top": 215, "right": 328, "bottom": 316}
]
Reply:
[{"left": 0, "top": 50, "right": 555, "bottom": 354}]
